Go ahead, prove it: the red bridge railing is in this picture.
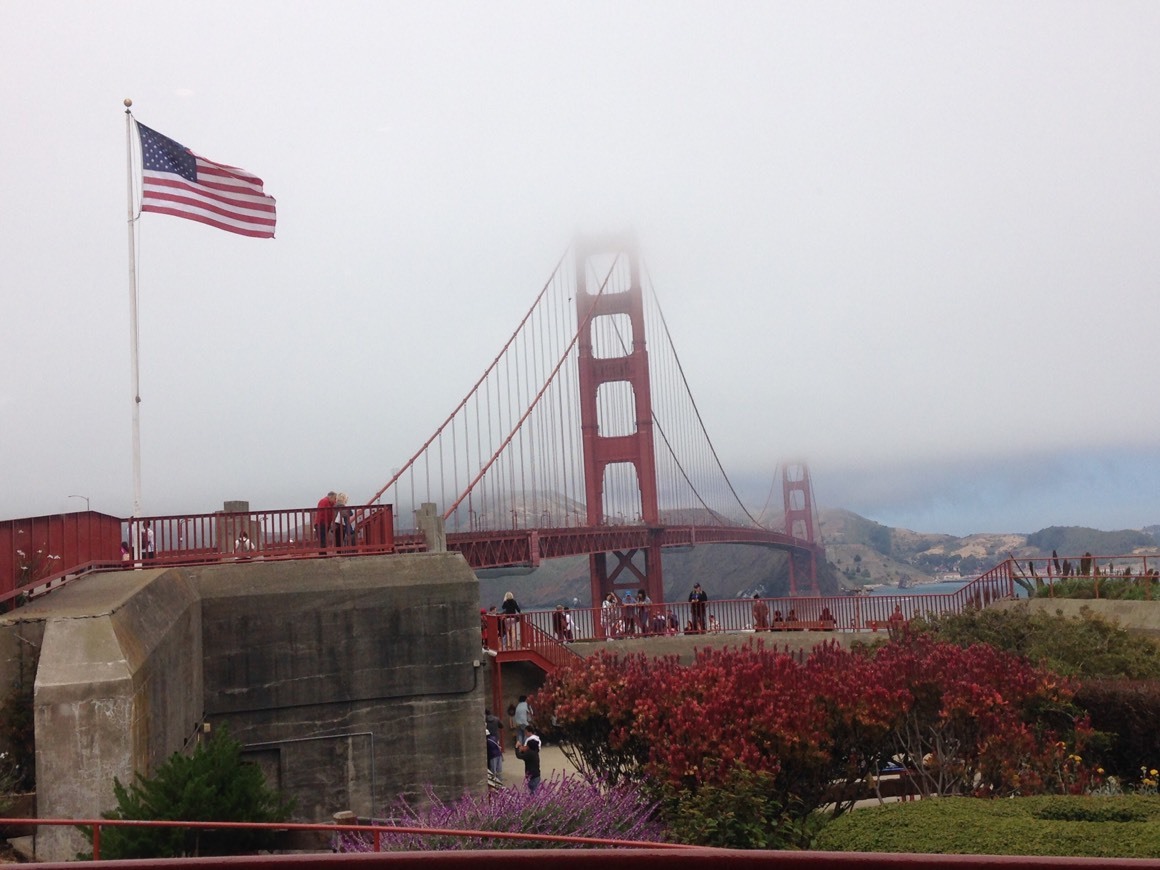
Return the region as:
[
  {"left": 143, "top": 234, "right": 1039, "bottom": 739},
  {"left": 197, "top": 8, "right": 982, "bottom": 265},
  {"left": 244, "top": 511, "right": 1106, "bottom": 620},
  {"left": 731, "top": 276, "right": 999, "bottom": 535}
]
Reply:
[
  {"left": 7, "top": 817, "right": 1156, "bottom": 868},
  {"left": 445, "top": 524, "right": 823, "bottom": 572},
  {"left": 0, "top": 505, "right": 394, "bottom": 612},
  {"left": 4, "top": 816, "right": 687, "bottom": 861},
  {"left": 482, "top": 553, "right": 1151, "bottom": 652}
]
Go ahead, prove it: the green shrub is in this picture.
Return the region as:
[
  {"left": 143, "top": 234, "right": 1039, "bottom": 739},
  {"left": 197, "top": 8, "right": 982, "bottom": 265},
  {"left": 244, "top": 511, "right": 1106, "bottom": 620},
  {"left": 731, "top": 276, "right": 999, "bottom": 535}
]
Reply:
[
  {"left": 1036, "top": 577, "right": 1156, "bottom": 601},
  {"left": 1074, "top": 680, "right": 1160, "bottom": 781},
  {"left": 83, "top": 727, "right": 293, "bottom": 859},
  {"left": 908, "top": 606, "right": 1160, "bottom": 679},
  {"left": 1033, "top": 803, "right": 1147, "bottom": 823},
  {"left": 815, "top": 795, "right": 1160, "bottom": 857},
  {"left": 0, "top": 680, "right": 35, "bottom": 793},
  {"left": 658, "top": 766, "right": 822, "bottom": 850}
]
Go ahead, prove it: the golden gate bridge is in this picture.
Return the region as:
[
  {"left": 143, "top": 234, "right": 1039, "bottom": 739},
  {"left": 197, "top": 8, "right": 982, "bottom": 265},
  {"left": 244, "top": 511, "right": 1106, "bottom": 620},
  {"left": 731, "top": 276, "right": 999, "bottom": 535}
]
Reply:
[
  {"left": 1, "top": 235, "right": 826, "bottom": 611},
  {"left": 365, "top": 233, "right": 824, "bottom": 606}
]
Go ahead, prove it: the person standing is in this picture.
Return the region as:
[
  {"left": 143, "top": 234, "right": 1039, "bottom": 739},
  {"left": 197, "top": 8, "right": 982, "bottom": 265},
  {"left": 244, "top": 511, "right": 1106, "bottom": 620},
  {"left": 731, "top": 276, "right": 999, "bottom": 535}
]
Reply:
[
  {"left": 752, "top": 594, "right": 771, "bottom": 631},
  {"left": 140, "top": 520, "right": 155, "bottom": 560},
  {"left": 315, "top": 491, "right": 336, "bottom": 554},
  {"left": 333, "top": 492, "right": 353, "bottom": 550},
  {"left": 563, "top": 606, "right": 575, "bottom": 642},
  {"left": 515, "top": 726, "right": 542, "bottom": 794},
  {"left": 636, "top": 588, "right": 652, "bottom": 635},
  {"left": 601, "top": 592, "right": 621, "bottom": 640},
  {"left": 500, "top": 591, "right": 522, "bottom": 649},
  {"left": 551, "top": 605, "right": 568, "bottom": 642},
  {"left": 486, "top": 729, "right": 504, "bottom": 778},
  {"left": 688, "top": 583, "right": 708, "bottom": 634},
  {"left": 485, "top": 707, "right": 504, "bottom": 741},
  {"left": 517, "top": 700, "right": 533, "bottom": 747},
  {"left": 622, "top": 591, "right": 637, "bottom": 636}
]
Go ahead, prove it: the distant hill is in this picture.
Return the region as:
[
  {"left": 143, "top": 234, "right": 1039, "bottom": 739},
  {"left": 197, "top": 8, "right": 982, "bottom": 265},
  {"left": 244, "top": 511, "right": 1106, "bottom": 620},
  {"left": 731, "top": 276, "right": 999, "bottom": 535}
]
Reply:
[
  {"left": 818, "top": 510, "right": 1160, "bottom": 591},
  {"left": 1026, "top": 526, "right": 1156, "bottom": 554},
  {"left": 476, "top": 509, "right": 1159, "bottom": 610}
]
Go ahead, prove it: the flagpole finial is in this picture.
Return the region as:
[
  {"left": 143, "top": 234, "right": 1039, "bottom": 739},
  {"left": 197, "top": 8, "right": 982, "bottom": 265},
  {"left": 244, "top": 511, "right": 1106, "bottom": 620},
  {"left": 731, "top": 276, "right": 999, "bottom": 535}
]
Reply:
[{"left": 123, "top": 98, "right": 133, "bottom": 108}]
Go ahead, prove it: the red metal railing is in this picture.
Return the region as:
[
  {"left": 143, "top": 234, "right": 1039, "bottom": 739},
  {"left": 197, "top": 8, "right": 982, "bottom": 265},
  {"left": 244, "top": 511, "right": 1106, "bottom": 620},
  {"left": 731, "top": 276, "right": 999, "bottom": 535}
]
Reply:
[
  {"left": 493, "top": 553, "right": 1154, "bottom": 651},
  {"left": 1007, "top": 553, "right": 1156, "bottom": 597},
  {"left": 0, "top": 505, "right": 393, "bottom": 612},
  {"left": 485, "top": 558, "right": 1034, "bottom": 648},
  {"left": 5, "top": 817, "right": 689, "bottom": 861},
  {"left": 482, "top": 614, "right": 582, "bottom": 670},
  {"left": 122, "top": 504, "right": 395, "bottom": 565},
  {"left": 445, "top": 524, "right": 824, "bottom": 572},
  {"left": 0, "top": 511, "right": 121, "bottom": 600},
  {"left": 7, "top": 817, "right": 1159, "bottom": 868}
]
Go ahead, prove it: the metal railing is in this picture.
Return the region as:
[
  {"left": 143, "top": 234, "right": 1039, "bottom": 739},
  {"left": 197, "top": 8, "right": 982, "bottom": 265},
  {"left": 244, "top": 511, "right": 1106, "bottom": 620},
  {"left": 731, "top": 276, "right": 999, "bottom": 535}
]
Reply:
[
  {"left": 0, "top": 505, "right": 395, "bottom": 613},
  {"left": 5, "top": 817, "right": 1156, "bottom": 868},
  {"left": 4, "top": 817, "right": 688, "bottom": 860},
  {"left": 123, "top": 504, "right": 395, "bottom": 564},
  {"left": 483, "top": 558, "right": 1028, "bottom": 650},
  {"left": 491, "top": 553, "right": 1157, "bottom": 652}
]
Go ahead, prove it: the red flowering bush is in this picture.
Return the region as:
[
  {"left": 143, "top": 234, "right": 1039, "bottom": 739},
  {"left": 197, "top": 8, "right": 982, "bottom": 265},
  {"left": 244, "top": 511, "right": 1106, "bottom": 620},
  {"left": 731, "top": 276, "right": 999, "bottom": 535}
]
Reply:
[
  {"left": 869, "top": 633, "right": 1097, "bottom": 797},
  {"left": 536, "top": 635, "right": 1097, "bottom": 846},
  {"left": 538, "top": 639, "right": 895, "bottom": 823}
]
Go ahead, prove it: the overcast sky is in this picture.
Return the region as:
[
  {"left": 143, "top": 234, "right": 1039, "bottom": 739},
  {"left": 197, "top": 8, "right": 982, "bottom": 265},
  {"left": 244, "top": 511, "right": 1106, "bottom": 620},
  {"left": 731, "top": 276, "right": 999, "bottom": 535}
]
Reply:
[{"left": 3, "top": 1, "right": 1158, "bottom": 537}]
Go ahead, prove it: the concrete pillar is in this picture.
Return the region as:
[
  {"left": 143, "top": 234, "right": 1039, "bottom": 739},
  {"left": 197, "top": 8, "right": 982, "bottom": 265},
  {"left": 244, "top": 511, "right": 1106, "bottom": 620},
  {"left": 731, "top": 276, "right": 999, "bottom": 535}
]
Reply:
[
  {"left": 415, "top": 503, "right": 446, "bottom": 552},
  {"left": 220, "top": 500, "right": 252, "bottom": 554},
  {"left": 34, "top": 617, "right": 137, "bottom": 861}
]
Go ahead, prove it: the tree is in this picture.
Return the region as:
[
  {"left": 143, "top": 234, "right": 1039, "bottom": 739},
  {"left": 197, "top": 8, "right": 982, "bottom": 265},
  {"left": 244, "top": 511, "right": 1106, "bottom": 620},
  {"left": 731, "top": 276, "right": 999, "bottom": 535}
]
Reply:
[{"left": 85, "top": 727, "right": 293, "bottom": 859}]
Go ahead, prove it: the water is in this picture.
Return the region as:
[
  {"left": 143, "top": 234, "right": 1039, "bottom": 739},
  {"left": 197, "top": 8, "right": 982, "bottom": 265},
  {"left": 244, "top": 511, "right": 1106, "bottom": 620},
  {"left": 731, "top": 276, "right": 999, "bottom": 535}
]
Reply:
[
  {"left": 871, "top": 581, "right": 968, "bottom": 596},
  {"left": 871, "top": 580, "right": 1030, "bottom": 599}
]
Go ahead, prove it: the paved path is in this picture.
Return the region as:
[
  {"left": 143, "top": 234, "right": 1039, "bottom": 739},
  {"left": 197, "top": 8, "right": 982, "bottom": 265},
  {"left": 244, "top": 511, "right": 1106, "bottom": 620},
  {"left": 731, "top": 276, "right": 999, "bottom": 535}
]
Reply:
[{"left": 497, "top": 742, "right": 577, "bottom": 790}]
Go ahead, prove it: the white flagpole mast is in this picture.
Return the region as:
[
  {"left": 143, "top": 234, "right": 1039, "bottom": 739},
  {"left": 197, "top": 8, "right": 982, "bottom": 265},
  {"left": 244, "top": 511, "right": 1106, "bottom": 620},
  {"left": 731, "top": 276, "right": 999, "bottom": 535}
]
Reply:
[{"left": 124, "top": 99, "right": 143, "bottom": 521}]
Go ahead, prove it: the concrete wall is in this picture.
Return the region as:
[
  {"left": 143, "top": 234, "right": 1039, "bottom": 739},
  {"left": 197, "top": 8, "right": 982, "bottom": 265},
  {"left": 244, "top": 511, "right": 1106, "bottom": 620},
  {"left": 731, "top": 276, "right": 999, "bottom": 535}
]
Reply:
[
  {"left": 192, "top": 554, "right": 485, "bottom": 821},
  {"left": 1, "top": 552, "right": 485, "bottom": 861}
]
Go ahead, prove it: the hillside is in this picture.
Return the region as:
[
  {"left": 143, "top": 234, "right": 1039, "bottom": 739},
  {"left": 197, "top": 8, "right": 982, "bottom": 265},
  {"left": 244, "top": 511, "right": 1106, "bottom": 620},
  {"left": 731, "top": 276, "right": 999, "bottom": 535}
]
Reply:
[{"left": 819, "top": 510, "right": 1160, "bottom": 591}]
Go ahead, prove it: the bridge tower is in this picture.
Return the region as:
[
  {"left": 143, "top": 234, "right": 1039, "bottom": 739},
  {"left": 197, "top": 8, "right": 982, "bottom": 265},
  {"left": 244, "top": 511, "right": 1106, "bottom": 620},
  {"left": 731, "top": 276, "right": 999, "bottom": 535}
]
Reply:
[
  {"left": 782, "top": 462, "right": 819, "bottom": 595},
  {"left": 574, "top": 235, "right": 665, "bottom": 615}
]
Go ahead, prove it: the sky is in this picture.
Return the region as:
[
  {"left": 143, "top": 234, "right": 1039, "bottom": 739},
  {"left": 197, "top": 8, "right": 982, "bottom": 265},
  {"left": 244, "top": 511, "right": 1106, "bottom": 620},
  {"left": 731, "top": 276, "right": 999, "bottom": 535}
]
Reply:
[{"left": 3, "top": 1, "right": 1159, "bottom": 537}]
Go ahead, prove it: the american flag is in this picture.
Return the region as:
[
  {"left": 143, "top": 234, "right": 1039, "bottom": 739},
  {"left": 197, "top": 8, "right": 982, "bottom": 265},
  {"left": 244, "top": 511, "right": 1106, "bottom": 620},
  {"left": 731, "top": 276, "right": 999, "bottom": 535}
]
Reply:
[{"left": 137, "top": 122, "right": 276, "bottom": 238}]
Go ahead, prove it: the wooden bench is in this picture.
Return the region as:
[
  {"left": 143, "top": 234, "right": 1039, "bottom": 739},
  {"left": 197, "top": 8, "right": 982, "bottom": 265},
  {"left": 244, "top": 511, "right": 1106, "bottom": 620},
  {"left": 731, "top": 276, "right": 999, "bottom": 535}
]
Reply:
[{"left": 772, "top": 620, "right": 836, "bottom": 632}]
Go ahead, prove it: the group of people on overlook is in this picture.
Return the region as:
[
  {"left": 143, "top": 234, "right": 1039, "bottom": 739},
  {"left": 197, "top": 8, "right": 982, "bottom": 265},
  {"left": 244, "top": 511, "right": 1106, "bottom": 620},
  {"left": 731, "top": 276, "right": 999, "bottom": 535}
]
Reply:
[
  {"left": 314, "top": 490, "right": 354, "bottom": 553},
  {"left": 488, "top": 583, "right": 857, "bottom": 650}
]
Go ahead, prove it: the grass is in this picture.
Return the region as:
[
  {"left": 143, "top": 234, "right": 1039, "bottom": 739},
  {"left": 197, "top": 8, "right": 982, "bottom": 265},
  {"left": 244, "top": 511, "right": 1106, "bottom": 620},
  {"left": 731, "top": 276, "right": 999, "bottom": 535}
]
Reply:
[{"left": 814, "top": 795, "right": 1160, "bottom": 858}]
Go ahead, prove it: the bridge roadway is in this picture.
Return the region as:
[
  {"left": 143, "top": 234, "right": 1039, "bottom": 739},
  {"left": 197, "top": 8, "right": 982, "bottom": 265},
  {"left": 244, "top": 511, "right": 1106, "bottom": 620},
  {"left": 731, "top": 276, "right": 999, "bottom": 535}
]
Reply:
[{"left": 395, "top": 523, "right": 824, "bottom": 571}]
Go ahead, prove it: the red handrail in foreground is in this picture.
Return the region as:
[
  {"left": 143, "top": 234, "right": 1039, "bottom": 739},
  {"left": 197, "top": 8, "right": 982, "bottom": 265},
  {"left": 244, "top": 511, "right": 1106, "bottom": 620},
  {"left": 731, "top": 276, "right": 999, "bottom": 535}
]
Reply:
[
  {"left": 9, "top": 818, "right": 1160, "bottom": 869},
  {"left": 7, "top": 817, "right": 691, "bottom": 860}
]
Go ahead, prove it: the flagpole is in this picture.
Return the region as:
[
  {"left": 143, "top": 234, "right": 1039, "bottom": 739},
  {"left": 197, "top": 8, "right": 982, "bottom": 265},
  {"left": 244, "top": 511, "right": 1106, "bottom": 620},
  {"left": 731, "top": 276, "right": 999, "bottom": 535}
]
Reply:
[{"left": 125, "top": 99, "right": 143, "bottom": 520}]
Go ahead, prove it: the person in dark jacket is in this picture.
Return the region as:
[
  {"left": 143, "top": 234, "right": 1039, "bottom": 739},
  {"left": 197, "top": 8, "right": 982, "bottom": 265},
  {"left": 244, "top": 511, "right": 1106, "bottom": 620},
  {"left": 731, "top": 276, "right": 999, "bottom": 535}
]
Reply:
[
  {"left": 500, "top": 591, "right": 522, "bottom": 648},
  {"left": 688, "top": 583, "right": 708, "bottom": 633},
  {"left": 515, "top": 725, "right": 542, "bottom": 793}
]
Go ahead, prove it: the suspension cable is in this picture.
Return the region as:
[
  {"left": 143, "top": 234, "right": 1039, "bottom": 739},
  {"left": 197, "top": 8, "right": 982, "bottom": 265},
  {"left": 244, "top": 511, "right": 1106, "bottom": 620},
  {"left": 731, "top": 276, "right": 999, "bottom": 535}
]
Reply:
[{"left": 643, "top": 265, "right": 763, "bottom": 528}]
